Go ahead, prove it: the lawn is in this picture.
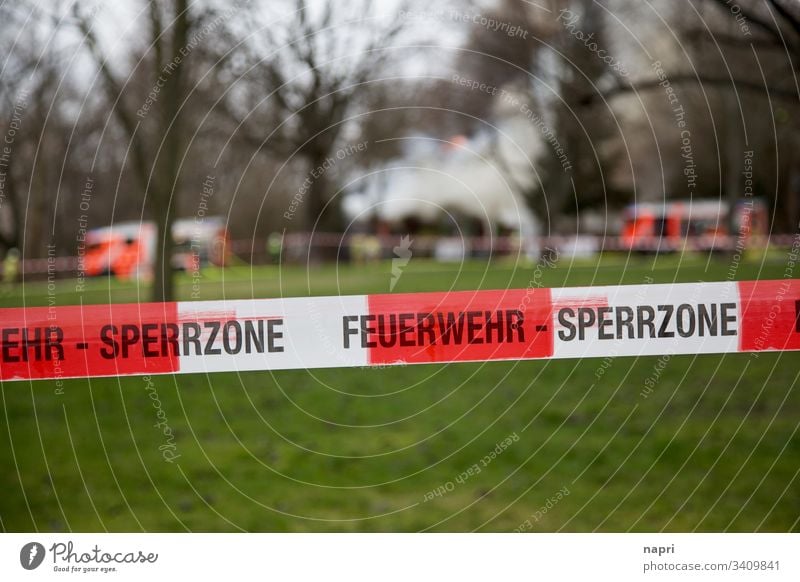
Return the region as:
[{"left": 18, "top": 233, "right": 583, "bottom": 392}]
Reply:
[{"left": 1, "top": 251, "right": 799, "bottom": 532}]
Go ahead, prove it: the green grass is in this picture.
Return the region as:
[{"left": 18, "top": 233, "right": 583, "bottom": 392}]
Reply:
[{"left": 1, "top": 251, "right": 799, "bottom": 532}]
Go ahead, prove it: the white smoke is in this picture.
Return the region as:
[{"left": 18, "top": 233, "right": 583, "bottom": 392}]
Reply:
[{"left": 344, "top": 88, "right": 545, "bottom": 258}]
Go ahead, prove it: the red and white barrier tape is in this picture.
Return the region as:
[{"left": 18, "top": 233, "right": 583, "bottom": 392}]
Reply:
[{"left": 0, "top": 279, "right": 797, "bottom": 382}]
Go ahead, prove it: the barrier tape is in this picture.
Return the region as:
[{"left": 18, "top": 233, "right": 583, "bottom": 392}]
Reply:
[{"left": 0, "top": 280, "right": 798, "bottom": 382}]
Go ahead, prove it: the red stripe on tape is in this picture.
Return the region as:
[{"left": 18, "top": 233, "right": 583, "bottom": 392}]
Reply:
[
  {"left": 0, "top": 303, "right": 180, "bottom": 381},
  {"left": 366, "top": 289, "right": 553, "bottom": 365},
  {"left": 738, "top": 280, "right": 800, "bottom": 353}
]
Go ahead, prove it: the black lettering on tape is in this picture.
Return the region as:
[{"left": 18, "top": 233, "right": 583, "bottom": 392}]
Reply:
[
  {"left": 343, "top": 316, "right": 358, "bottom": 349},
  {"left": 615, "top": 306, "right": 635, "bottom": 339},
  {"left": 796, "top": 300, "right": 800, "bottom": 333},
  {"left": 721, "top": 303, "right": 737, "bottom": 336},
  {"left": 100, "top": 325, "right": 118, "bottom": 359},
  {"left": 267, "top": 319, "right": 284, "bottom": 352},
  {"left": 577, "top": 308, "right": 596, "bottom": 340},
  {"left": 657, "top": 305, "right": 674, "bottom": 338},
  {"left": 676, "top": 304, "right": 696, "bottom": 338},
  {"left": 183, "top": 323, "right": 202, "bottom": 355},
  {"left": 698, "top": 304, "right": 717, "bottom": 336},
  {"left": 204, "top": 322, "right": 221, "bottom": 355},
  {"left": 558, "top": 308, "right": 576, "bottom": 341},
  {"left": 597, "top": 307, "right": 613, "bottom": 340},
  {"left": 555, "top": 302, "right": 735, "bottom": 342},
  {"left": 637, "top": 306, "right": 656, "bottom": 338},
  {"left": 223, "top": 321, "right": 242, "bottom": 354},
  {"left": 344, "top": 310, "right": 525, "bottom": 349}
]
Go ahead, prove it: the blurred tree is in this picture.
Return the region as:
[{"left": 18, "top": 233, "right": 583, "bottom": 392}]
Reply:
[
  {"left": 544, "top": 0, "right": 625, "bottom": 220},
  {"left": 75, "top": 0, "right": 192, "bottom": 301},
  {"left": 695, "top": 0, "right": 800, "bottom": 232},
  {"left": 0, "top": 3, "right": 49, "bottom": 255},
  {"left": 0, "top": 3, "right": 88, "bottom": 259},
  {"left": 455, "top": 0, "right": 627, "bottom": 229},
  {"left": 592, "top": 0, "right": 800, "bottom": 232},
  {"left": 225, "top": 0, "right": 411, "bottom": 233}
]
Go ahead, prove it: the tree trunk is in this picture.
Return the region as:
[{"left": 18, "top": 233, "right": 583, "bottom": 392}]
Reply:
[
  {"left": 304, "top": 149, "right": 337, "bottom": 232},
  {"left": 150, "top": 0, "right": 189, "bottom": 303},
  {"left": 151, "top": 189, "right": 176, "bottom": 302},
  {"left": 723, "top": 93, "right": 744, "bottom": 234}
]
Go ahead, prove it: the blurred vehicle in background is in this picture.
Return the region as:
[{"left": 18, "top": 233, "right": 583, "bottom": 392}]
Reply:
[
  {"left": 84, "top": 222, "right": 155, "bottom": 280},
  {"left": 621, "top": 198, "right": 768, "bottom": 251},
  {"left": 172, "top": 217, "right": 231, "bottom": 271},
  {"left": 85, "top": 218, "right": 229, "bottom": 280}
]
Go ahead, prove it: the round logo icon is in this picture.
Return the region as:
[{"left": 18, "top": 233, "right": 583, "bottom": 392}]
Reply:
[{"left": 19, "top": 542, "right": 45, "bottom": 570}]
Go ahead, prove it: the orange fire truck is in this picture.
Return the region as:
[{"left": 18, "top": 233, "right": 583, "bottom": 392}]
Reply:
[
  {"left": 84, "top": 218, "right": 229, "bottom": 279},
  {"left": 621, "top": 198, "right": 767, "bottom": 251}
]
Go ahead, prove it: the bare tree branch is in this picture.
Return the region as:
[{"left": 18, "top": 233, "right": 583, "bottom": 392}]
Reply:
[
  {"left": 584, "top": 73, "right": 799, "bottom": 106},
  {"left": 766, "top": 0, "right": 800, "bottom": 39},
  {"left": 73, "top": 5, "right": 150, "bottom": 193},
  {"left": 685, "top": 28, "right": 787, "bottom": 49},
  {"left": 705, "top": 0, "right": 788, "bottom": 44},
  {"left": 149, "top": 2, "right": 165, "bottom": 71}
]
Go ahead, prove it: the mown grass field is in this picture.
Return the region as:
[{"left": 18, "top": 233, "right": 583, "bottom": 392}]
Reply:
[{"left": 1, "top": 252, "right": 799, "bottom": 532}]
